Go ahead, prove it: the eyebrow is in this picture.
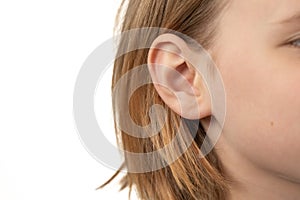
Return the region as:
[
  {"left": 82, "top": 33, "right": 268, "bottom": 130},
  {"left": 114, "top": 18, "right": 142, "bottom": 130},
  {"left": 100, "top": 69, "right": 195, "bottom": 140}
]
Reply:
[{"left": 274, "top": 12, "right": 300, "bottom": 24}]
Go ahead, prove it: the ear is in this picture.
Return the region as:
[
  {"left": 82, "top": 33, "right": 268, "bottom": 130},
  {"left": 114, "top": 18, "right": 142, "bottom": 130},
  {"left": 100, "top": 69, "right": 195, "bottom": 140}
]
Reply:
[{"left": 147, "top": 33, "right": 211, "bottom": 120}]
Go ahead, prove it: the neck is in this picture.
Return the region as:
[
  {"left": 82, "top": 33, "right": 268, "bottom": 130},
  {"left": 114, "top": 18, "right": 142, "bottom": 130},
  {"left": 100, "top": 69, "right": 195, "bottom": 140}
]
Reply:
[{"left": 215, "top": 136, "right": 300, "bottom": 200}]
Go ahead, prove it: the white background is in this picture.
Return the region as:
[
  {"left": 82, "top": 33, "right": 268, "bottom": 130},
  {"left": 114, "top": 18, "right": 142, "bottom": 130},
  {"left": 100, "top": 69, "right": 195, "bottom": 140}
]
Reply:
[{"left": 0, "top": 0, "right": 138, "bottom": 199}]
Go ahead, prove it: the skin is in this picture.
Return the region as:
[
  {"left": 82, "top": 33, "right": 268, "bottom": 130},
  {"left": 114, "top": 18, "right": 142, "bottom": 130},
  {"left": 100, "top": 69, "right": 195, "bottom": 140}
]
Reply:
[
  {"left": 148, "top": 0, "right": 300, "bottom": 199},
  {"left": 212, "top": 0, "right": 300, "bottom": 199}
]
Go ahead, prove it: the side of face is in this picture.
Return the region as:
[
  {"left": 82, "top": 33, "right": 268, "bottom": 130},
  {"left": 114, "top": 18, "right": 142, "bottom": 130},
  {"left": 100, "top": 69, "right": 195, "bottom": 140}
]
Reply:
[{"left": 213, "top": 0, "right": 300, "bottom": 181}]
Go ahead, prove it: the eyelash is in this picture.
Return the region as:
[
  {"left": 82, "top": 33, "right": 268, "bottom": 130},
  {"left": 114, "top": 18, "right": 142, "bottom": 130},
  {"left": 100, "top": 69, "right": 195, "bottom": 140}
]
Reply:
[{"left": 289, "top": 38, "right": 300, "bottom": 48}]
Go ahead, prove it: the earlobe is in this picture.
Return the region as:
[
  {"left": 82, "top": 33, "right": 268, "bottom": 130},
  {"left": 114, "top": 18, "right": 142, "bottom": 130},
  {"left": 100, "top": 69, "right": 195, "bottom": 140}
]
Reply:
[{"left": 147, "top": 33, "right": 211, "bottom": 120}]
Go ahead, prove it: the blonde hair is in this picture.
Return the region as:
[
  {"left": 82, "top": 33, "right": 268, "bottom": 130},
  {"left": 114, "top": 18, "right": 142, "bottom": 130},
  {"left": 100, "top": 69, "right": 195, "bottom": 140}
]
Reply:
[{"left": 99, "top": 0, "right": 230, "bottom": 199}]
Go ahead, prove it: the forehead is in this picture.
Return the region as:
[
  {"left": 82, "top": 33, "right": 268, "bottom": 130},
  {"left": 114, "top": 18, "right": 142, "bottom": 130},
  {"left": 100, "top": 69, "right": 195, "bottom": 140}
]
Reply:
[{"left": 225, "top": 0, "right": 300, "bottom": 24}]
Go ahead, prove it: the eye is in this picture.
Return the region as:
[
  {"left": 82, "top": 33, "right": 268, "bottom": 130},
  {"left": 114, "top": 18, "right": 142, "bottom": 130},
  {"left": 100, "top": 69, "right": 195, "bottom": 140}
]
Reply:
[{"left": 289, "top": 38, "right": 300, "bottom": 48}]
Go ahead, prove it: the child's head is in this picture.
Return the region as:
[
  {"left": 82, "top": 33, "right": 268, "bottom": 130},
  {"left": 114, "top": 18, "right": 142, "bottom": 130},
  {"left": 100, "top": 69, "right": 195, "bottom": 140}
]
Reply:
[{"left": 102, "top": 0, "right": 300, "bottom": 199}]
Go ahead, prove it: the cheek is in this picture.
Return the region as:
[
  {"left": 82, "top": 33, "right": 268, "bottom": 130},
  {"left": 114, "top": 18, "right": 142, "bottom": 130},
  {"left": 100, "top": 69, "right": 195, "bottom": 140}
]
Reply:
[{"left": 220, "top": 54, "right": 300, "bottom": 180}]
